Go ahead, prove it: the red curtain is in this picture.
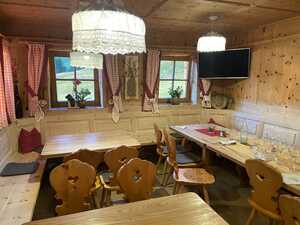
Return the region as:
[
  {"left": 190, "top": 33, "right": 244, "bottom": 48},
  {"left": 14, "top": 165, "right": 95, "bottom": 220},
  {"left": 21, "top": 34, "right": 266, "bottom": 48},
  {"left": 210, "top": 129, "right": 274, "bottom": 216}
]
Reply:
[
  {"left": 27, "top": 43, "right": 46, "bottom": 117},
  {"left": 142, "top": 50, "right": 160, "bottom": 112},
  {"left": 104, "top": 54, "right": 123, "bottom": 123},
  {"left": 0, "top": 38, "right": 16, "bottom": 128}
]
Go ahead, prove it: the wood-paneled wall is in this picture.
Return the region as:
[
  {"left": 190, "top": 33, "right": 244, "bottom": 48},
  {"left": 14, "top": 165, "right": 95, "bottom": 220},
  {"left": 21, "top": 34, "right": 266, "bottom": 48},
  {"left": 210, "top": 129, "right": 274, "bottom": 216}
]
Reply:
[{"left": 223, "top": 16, "right": 300, "bottom": 113}]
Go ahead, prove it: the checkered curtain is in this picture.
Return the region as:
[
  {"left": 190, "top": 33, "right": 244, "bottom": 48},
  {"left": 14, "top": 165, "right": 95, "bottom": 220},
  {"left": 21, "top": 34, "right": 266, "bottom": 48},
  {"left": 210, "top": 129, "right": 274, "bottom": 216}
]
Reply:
[
  {"left": 142, "top": 50, "right": 160, "bottom": 113},
  {"left": 0, "top": 39, "right": 8, "bottom": 128},
  {"left": 2, "top": 40, "right": 15, "bottom": 122},
  {"left": 27, "top": 43, "right": 45, "bottom": 117},
  {"left": 104, "top": 54, "right": 123, "bottom": 123},
  {"left": 190, "top": 57, "right": 198, "bottom": 105},
  {"left": 0, "top": 39, "right": 16, "bottom": 128}
]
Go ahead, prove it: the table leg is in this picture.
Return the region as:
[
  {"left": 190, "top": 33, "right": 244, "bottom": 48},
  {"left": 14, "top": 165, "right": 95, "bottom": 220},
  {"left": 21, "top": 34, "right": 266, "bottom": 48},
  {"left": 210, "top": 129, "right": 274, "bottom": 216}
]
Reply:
[
  {"left": 202, "top": 145, "right": 210, "bottom": 165},
  {"left": 173, "top": 182, "right": 179, "bottom": 195}
]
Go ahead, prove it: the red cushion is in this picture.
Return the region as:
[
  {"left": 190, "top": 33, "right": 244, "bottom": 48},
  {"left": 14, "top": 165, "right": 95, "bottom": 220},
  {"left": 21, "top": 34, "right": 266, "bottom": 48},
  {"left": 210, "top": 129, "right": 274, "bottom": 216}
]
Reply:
[{"left": 19, "top": 128, "right": 43, "bottom": 154}]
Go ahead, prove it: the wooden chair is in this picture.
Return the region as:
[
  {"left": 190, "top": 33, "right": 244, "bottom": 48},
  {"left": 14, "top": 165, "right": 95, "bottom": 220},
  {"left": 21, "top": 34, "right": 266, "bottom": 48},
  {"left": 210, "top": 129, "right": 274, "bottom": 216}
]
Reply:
[
  {"left": 168, "top": 134, "right": 215, "bottom": 204},
  {"left": 63, "top": 149, "right": 104, "bottom": 171},
  {"left": 245, "top": 159, "right": 283, "bottom": 225},
  {"left": 162, "top": 129, "right": 203, "bottom": 186},
  {"left": 63, "top": 149, "right": 105, "bottom": 208},
  {"left": 100, "top": 145, "right": 139, "bottom": 206},
  {"left": 50, "top": 159, "right": 100, "bottom": 216},
  {"left": 154, "top": 123, "right": 167, "bottom": 171},
  {"left": 117, "top": 158, "right": 156, "bottom": 202},
  {"left": 279, "top": 195, "right": 300, "bottom": 225}
]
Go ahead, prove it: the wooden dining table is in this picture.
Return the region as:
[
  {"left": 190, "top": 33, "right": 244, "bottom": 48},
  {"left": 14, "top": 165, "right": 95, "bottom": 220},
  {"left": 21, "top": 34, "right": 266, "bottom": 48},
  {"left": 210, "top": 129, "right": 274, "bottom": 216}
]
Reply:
[
  {"left": 41, "top": 130, "right": 141, "bottom": 159},
  {"left": 23, "top": 192, "right": 228, "bottom": 225},
  {"left": 170, "top": 124, "right": 300, "bottom": 196}
]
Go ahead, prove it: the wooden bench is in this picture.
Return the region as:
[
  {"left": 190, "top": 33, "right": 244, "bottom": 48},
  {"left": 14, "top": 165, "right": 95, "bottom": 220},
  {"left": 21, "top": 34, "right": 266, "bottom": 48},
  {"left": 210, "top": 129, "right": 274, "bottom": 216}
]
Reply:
[{"left": 0, "top": 152, "right": 46, "bottom": 225}]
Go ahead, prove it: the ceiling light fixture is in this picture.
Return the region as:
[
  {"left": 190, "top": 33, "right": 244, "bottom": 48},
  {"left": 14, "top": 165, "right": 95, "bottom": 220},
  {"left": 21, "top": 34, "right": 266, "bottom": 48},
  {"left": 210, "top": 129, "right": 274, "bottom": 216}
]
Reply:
[
  {"left": 72, "top": 0, "right": 146, "bottom": 55},
  {"left": 197, "top": 16, "right": 226, "bottom": 52}
]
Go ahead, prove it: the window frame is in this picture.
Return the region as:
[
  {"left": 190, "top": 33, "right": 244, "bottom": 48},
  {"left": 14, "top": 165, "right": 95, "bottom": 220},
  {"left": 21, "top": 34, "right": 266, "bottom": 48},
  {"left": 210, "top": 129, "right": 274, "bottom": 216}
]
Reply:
[
  {"left": 158, "top": 56, "right": 191, "bottom": 103},
  {"left": 49, "top": 51, "right": 101, "bottom": 108}
]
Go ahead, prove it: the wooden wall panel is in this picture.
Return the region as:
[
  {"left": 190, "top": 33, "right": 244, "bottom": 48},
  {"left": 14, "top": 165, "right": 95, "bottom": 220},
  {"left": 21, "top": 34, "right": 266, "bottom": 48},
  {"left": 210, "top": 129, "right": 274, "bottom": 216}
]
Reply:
[
  {"left": 224, "top": 16, "right": 300, "bottom": 112},
  {"left": 45, "top": 121, "right": 90, "bottom": 137},
  {"left": 94, "top": 119, "right": 132, "bottom": 132}
]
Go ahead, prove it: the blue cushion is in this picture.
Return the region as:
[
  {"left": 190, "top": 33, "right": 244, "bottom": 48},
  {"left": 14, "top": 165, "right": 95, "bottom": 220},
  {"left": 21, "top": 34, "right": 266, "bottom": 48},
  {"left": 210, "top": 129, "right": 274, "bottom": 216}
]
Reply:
[
  {"left": 0, "top": 162, "right": 38, "bottom": 176},
  {"left": 162, "top": 145, "right": 191, "bottom": 155},
  {"left": 170, "top": 132, "right": 183, "bottom": 139},
  {"left": 176, "top": 151, "right": 202, "bottom": 164}
]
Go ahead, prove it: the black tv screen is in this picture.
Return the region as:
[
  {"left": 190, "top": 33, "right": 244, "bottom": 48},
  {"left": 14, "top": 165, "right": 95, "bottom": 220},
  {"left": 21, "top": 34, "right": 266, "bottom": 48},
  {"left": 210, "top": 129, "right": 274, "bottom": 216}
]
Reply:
[{"left": 198, "top": 48, "right": 251, "bottom": 79}]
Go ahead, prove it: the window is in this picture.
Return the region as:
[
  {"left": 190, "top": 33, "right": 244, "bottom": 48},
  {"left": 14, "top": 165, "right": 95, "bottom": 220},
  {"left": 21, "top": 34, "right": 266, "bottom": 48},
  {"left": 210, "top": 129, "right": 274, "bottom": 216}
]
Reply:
[
  {"left": 158, "top": 60, "right": 190, "bottom": 101},
  {"left": 49, "top": 52, "right": 101, "bottom": 107}
]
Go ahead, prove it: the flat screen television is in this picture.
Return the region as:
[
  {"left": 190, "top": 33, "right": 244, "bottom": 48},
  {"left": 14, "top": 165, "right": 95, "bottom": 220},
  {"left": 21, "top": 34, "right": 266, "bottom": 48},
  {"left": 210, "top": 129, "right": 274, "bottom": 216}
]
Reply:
[{"left": 198, "top": 48, "right": 251, "bottom": 79}]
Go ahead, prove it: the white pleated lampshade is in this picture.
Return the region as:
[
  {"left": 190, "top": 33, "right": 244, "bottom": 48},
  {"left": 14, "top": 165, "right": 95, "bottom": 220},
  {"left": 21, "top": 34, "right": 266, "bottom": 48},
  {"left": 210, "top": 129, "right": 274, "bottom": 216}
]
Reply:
[
  {"left": 197, "top": 32, "right": 226, "bottom": 52},
  {"left": 72, "top": 10, "right": 146, "bottom": 55}
]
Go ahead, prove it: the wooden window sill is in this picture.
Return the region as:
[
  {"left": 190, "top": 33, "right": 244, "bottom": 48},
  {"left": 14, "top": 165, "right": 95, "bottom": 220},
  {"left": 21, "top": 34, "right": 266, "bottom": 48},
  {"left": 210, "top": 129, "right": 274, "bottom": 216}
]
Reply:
[{"left": 48, "top": 106, "right": 104, "bottom": 111}]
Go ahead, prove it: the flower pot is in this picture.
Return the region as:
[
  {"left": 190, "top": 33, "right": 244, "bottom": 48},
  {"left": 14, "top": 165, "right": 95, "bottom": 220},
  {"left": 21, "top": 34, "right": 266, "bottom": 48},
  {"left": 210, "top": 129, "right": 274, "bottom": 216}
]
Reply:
[
  {"left": 77, "top": 100, "right": 86, "bottom": 108},
  {"left": 170, "top": 97, "right": 180, "bottom": 105}
]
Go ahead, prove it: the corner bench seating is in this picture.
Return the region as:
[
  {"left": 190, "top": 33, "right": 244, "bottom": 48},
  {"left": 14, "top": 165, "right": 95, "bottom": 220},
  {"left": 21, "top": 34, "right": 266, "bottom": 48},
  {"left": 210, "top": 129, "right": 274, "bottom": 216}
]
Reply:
[{"left": 0, "top": 152, "right": 46, "bottom": 225}]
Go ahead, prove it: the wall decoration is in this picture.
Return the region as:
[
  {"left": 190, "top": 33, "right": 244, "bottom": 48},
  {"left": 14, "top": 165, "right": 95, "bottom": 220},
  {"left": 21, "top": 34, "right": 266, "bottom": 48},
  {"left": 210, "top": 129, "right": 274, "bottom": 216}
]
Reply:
[{"left": 124, "top": 55, "right": 139, "bottom": 100}]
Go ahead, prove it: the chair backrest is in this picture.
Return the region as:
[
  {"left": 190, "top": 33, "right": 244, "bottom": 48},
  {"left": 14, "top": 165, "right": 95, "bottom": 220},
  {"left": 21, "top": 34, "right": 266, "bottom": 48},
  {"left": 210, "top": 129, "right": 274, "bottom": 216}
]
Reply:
[
  {"left": 163, "top": 128, "right": 170, "bottom": 148},
  {"left": 64, "top": 149, "right": 104, "bottom": 170},
  {"left": 279, "top": 195, "right": 300, "bottom": 225},
  {"left": 50, "top": 159, "right": 96, "bottom": 216},
  {"left": 154, "top": 123, "right": 163, "bottom": 149},
  {"left": 104, "top": 145, "right": 139, "bottom": 185},
  {"left": 245, "top": 159, "right": 283, "bottom": 214},
  {"left": 117, "top": 158, "right": 156, "bottom": 202},
  {"left": 164, "top": 129, "right": 177, "bottom": 167}
]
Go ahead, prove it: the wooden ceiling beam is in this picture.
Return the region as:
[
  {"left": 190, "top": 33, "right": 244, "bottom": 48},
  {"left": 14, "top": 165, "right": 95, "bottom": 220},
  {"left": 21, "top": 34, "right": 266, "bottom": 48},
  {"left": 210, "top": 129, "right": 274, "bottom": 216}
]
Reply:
[
  {"left": 200, "top": 0, "right": 300, "bottom": 14},
  {"left": 144, "top": 0, "right": 169, "bottom": 18},
  {"left": 257, "top": 5, "right": 300, "bottom": 14},
  {"left": 0, "top": 1, "right": 71, "bottom": 10},
  {"left": 146, "top": 16, "right": 250, "bottom": 29}
]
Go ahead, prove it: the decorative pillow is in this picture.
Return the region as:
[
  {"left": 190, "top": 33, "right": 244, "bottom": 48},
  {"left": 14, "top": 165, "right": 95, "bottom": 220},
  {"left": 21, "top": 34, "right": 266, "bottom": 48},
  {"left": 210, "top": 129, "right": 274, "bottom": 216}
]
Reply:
[{"left": 19, "top": 128, "right": 43, "bottom": 154}]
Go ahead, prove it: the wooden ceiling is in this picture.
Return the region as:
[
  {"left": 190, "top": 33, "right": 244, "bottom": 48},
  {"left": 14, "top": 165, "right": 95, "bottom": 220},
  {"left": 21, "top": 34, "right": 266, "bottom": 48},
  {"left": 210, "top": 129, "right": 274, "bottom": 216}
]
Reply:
[{"left": 0, "top": 0, "right": 300, "bottom": 45}]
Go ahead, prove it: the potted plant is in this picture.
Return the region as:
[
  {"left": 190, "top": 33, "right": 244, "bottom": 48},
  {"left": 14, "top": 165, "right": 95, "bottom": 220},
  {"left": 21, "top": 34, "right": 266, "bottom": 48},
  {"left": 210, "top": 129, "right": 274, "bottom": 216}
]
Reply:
[
  {"left": 168, "top": 86, "right": 183, "bottom": 105},
  {"left": 76, "top": 88, "right": 91, "bottom": 108},
  {"left": 65, "top": 79, "right": 91, "bottom": 109}
]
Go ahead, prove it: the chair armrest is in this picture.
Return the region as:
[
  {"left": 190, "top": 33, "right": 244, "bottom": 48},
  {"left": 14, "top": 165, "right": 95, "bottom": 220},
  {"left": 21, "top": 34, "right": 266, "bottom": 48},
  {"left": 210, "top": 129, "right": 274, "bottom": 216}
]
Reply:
[
  {"left": 90, "top": 176, "right": 102, "bottom": 193},
  {"left": 99, "top": 175, "right": 120, "bottom": 191}
]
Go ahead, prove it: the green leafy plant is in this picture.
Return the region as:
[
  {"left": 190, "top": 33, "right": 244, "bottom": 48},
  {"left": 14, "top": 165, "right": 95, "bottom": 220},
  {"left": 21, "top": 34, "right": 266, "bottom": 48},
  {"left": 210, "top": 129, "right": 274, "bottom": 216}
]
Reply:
[
  {"left": 168, "top": 86, "right": 183, "bottom": 98},
  {"left": 76, "top": 88, "right": 91, "bottom": 102}
]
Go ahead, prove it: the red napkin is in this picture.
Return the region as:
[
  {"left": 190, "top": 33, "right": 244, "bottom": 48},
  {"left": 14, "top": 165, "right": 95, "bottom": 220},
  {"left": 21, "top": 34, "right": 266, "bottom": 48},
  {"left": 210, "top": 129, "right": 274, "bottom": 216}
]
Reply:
[{"left": 195, "top": 128, "right": 221, "bottom": 137}]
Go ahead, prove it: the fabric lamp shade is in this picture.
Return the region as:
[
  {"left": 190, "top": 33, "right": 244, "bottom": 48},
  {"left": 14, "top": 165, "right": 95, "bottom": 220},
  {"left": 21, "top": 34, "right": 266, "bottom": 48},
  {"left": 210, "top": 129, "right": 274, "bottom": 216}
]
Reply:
[
  {"left": 70, "top": 51, "right": 103, "bottom": 69},
  {"left": 72, "top": 10, "right": 146, "bottom": 55},
  {"left": 197, "top": 32, "right": 226, "bottom": 52}
]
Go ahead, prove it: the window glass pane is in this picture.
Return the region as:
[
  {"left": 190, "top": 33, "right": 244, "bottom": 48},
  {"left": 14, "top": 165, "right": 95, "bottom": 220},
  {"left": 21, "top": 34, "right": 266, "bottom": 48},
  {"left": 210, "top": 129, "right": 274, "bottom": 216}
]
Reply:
[
  {"left": 77, "top": 81, "right": 95, "bottom": 101},
  {"left": 54, "top": 57, "right": 74, "bottom": 79},
  {"left": 76, "top": 68, "right": 95, "bottom": 80},
  {"left": 56, "top": 80, "right": 74, "bottom": 102},
  {"left": 159, "top": 80, "right": 173, "bottom": 99},
  {"left": 174, "top": 61, "right": 189, "bottom": 80},
  {"left": 173, "top": 81, "right": 187, "bottom": 98},
  {"left": 159, "top": 61, "right": 174, "bottom": 79}
]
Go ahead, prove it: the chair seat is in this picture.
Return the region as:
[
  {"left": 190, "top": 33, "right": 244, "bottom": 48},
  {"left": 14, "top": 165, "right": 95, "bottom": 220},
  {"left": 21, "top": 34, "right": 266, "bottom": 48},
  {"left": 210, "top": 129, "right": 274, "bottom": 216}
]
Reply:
[
  {"left": 176, "top": 151, "right": 202, "bottom": 164},
  {"left": 174, "top": 168, "right": 215, "bottom": 185},
  {"left": 162, "top": 145, "right": 191, "bottom": 155},
  {"left": 248, "top": 198, "right": 283, "bottom": 221}
]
